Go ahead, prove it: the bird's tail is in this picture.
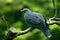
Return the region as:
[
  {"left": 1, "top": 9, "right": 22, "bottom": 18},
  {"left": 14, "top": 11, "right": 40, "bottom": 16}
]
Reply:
[
  {"left": 38, "top": 24, "right": 52, "bottom": 38},
  {"left": 42, "top": 29, "right": 52, "bottom": 38}
]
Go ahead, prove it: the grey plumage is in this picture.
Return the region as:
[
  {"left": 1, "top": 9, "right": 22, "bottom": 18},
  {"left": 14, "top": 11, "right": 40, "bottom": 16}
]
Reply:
[{"left": 23, "top": 8, "right": 52, "bottom": 38}]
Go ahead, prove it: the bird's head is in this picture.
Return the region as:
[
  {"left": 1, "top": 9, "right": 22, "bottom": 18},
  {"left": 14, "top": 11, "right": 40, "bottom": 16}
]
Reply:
[{"left": 21, "top": 8, "right": 28, "bottom": 12}]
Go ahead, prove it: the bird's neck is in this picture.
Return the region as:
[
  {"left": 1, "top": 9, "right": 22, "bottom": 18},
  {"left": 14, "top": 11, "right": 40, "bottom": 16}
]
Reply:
[{"left": 25, "top": 9, "right": 32, "bottom": 14}]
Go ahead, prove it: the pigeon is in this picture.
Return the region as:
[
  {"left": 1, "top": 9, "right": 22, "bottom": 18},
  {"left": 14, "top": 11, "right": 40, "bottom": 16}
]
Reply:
[{"left": 21, "top": 8, "right": 52, "bottom": 38}]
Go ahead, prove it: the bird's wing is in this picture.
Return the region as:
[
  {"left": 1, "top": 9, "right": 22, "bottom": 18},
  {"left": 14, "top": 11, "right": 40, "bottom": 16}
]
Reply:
[{"left": 25, "top": 12, "right": 45, "bottom": 24}]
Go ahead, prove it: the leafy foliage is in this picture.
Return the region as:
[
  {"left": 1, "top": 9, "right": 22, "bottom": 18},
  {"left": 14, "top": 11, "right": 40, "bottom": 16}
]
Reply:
[{"left": 0, "top": 0, "right": 60, "bottom": 40}]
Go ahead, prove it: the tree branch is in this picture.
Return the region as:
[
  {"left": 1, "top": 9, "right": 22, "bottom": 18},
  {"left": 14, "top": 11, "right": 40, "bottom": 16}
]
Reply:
[
  {"left": 0, "top": 16, "right": 32, "bottom": 40},
  {"left": 47, "top": 17, "right": 60, "bottom": 25},
  {"left": 16, "top": 27, "right": 32, "bottom": 36},
  {"left": 47, "top": 0, "right": 60, "bottom": 25},
  {"left": 5, "top": 27, "right": 32, "bottom": 40}
]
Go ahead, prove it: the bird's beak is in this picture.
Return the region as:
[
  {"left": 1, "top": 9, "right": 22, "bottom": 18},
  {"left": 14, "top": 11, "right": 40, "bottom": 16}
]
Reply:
[{"left": 21, "top": 8, "right": 27, "bottom": 12}]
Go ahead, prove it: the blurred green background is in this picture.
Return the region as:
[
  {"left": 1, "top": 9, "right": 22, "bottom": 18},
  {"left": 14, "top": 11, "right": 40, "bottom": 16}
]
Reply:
[{"left": 0, "top": 0, "right": 60, "bottom": 40}]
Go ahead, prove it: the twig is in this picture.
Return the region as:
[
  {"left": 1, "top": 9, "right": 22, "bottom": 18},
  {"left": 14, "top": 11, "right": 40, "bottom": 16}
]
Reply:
[
  {"left": 1, "top": 16, "right": 9, "bottom": 30},
  {"left": 53, "top": 0, "right": 57, "bottom": 17}
]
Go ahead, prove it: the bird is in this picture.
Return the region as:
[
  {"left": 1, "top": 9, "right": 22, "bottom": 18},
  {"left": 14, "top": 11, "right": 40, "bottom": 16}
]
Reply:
[{"left": 21, "top": 8, "right": 52, "bottom": 38}]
